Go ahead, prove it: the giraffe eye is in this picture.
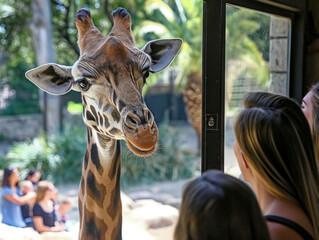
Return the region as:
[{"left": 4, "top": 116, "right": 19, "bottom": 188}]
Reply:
[
  {"left": 143, "top": 71, "right": 149, "bottom": 83},
  {"left": 78, "top": 78, "right": 90, "bottom": 91}
]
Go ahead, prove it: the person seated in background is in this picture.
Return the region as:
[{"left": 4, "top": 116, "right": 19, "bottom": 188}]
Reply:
[
  {"left": 20, "top": 180, "right": 36, "bottom": 228},
  {"left": 32, "top": 181, "right": 65, "bottom": 233},
  {"left": 174, "top": 170, "right": 270, "bottom": 240},
  {"left": 234, "top": 92, "right": 319, "bottom": 240},
  {"left": 301, "top": 82, "right": 319, "bottom": 168},
  {"left": 25, "top": 169, "right": 42, "bottom": 188},
  {"left": 1, "top": 166, "right": 36, "bottom": 228},
  {"left": 50, "top": 188, "right": 72, "bottom": 225},
  {"left": 56, "top": 199, "right": 72, "bottom": 225}
]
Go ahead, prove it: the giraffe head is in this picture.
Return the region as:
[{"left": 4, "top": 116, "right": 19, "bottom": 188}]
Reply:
[{"left": 25, "top": 8, "right": 182, "bottom": 157}]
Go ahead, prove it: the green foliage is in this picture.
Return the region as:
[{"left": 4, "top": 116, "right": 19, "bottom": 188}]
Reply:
[
  {"left": 121, "top": 116, "right": 197, "bottom": 187},
  {"left": 0, "top": 154, "right": 11, "bottom": 169},
  {"left": 226, "top": 6, "right": 270, "bottom": 87},
  {"left": 67, "top": 101, "right": 83, "bottom": 114},
  {"left": 5, "top": 123, "right": 86, "bottom": 184},
  {"left": 4, "top": 118, "right": 196, "bottom": 186},
  {"left": 0, "top": 0, "right": 40, "bottom": 116},
  {"left": 134, "top": 0, "right": 203, "bottom": 91},
  {"left": 48, "top": 124, "right": 86, "bottom": 183}
]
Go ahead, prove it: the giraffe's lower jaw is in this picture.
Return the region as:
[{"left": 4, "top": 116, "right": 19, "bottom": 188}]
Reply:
[{"left": 126, "top": 139, "right": 156, "bottom": 157}]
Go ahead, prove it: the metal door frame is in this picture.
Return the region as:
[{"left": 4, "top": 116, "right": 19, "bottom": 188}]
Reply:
[{"left": 202, "top": 0, "right": 307, "bottom": 172}]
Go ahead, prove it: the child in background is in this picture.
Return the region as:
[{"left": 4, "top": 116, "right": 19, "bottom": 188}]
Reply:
[
  {"left": 56, "top": 199, "right": 72, "bottom": 224},
  {"left": 20, "top": 180, "right": 35, "bottom": 227}
]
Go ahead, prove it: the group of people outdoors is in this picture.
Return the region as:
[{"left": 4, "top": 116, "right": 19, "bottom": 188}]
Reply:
[
  {"left": 1, "top": 86, "right": 319, "bottom": 240},
  {"left": 0, "top": 168, "right": 72, "bottom": 233},
  {"left": 175, "top": 87, "right": 319, "bottom": 240}
]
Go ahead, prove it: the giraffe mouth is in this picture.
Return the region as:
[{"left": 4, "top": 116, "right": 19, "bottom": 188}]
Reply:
[{"left": 126, "top": 139, "right": 156, "bottom": 157}]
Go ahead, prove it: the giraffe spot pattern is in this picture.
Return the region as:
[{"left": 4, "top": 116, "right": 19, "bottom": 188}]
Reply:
[
  {"left": 112, "top": 217, "right": 122, "bottom": 240},
  {"left": 103, "top": 104, "right": 110, "bottom": 113},
  {"left": 107, "top": 141, "right": 121, "bottom": 220},
  {"left": 86, "top": 110, "right": 95, "bottom": 122},
  {"left": 90, "top": 144, "right": 104, "bottom": 176},
  {"left": 81, "top": 178, "right": 85, "bottom": 195},
  {"left": 82, "top": 95, "right": 87, "bottom": 105},
  {"left": 107, "top": 168, "right": 121, "bottom": 218},
  {"left": 90, "top": 106, "right": 98, "bottom": 120},
  {"left": 86, "top": 170, "right": 107, "bottom": 209},
  {"left": 113, "top": 91, "right": 117, "bottom": 105},
  {"left": 105, "top": 74, "right": 111, "bottom": 85},
  {"left": 92, "top": 125, "right": 100, "bottom": 132},
  {"left": 98, "top": 112, "right": 103, "bottom": 126},
  {"left": 109, "top": 141, "right": 121, "bottom": 180},
  {"left": 84, "top": 210, "right": 107, "bottom": 240},
  {"left": 87, "top": 129, "right": 91, "bottom": 144},
  {"left": 111, "top": 109, "right": 120, "bottom": 123},
  {"left": 104, "top": 115, "right": 110, "bottom": 128},
  {"left": 108, "top": 65, "right": 118, "bottom": 86},
  {"left": 119, "top": 100, "right": 125, "bottom": 112},
  {"left": 84, "top": 151, "right": 89, "bottom": 170},
  {"left": 109, "top": 128, "right": 121, "bottom": 136}
]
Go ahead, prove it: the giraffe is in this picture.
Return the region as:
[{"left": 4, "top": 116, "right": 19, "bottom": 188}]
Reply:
[{"left": 25, "top": 7, "right": 182, "bottom": 240}]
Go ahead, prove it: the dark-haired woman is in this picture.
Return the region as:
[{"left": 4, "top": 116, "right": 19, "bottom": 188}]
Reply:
[
  {"left": 174, "top": 170, "right": 270, "bottom": 240},
  {"left": 1, "top": 166, "right": 36, "bottom": 227}
]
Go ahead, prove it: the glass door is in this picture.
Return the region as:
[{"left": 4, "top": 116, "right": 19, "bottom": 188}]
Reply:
[
  {"left": 202, "top": 0, "right": 306, "bottom": 173},
  {"left": 224, "top": 5, "right": 291, "bottom": 177}
]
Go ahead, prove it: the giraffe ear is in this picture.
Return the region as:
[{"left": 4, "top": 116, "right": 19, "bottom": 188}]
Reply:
[
  {"left": 141, "top": 38, "right": 182, "bottom": 73},
  {"left": 25, "top": 63, "right": 74, "bottom": 95}
]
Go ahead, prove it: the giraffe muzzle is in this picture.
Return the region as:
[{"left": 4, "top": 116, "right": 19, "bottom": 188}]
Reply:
[{"left": 123, "top": 110, "right": 158, "bottom": 156}]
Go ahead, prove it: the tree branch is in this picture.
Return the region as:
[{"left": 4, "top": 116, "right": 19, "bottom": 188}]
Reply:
[{"left": 104, "top": 0, "right": 113, "bottom": 27}]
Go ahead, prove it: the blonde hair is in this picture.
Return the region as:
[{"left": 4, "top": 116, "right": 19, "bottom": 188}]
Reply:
[
  {"left": 310, "top": 82, "right": 319, "bottom": 167},
  {"left": 234, "top": 92, "right": 319, "bottom": 239},
  {"left": 36, "top": 181, "right": 53, "bottom": 203},
  {"left": 19, "top": 180, "right": 33, "bottom": 194},
  {"left": 174, "top": 170, "right": 270, "bottom": 240}
]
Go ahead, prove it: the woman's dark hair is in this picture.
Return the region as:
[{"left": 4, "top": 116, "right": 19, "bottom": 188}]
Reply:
[
  {"left": 1, "top": 166, "right": 16, "bottom": 187},
  {"left": 174, "top": 170, "right": 270, "bottom": 240},
  {"left": 26, "top": 169, "right": 37, "bottom": 178}
]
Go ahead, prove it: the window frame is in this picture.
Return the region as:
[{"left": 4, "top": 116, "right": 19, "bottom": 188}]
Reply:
[{"left": 201, "top": 0, "right": 307, "bottom": 172}]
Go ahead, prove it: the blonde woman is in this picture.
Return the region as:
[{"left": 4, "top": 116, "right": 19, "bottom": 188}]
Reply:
[
  {"left": 302, "top": 82, "right": 319, "bottom": 167},
  {"left": 32, "top": 181, "right": 65, "bottom": 233},
  {"left": 234, "top": 92, "right": 319, "bottom": 240}
]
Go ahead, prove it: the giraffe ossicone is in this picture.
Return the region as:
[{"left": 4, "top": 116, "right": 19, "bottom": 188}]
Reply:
[{"left": 26, "top": 7, "right": 182, "bottom": 240}]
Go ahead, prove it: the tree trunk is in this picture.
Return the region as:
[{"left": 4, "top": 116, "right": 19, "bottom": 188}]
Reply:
[
  {"left": 183, "top": 71, "right": 202, "bottom": 151},
  {"left": 30, "top": 0, "right": 62, "bottom": 135}
]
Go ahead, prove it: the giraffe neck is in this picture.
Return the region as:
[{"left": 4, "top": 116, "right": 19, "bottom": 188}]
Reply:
[{"left": 79, "top": 128, "right": 122, "bottom": 240}]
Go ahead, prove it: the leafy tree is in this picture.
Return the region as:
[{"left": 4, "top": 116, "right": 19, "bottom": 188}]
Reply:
[
  {"left": 225, "top": 6, "right": 270, "bottom": 114},
  {"left": 129, "top": 0, "right": 203, "bottom": 145},
  {"left": 0, "top": 0, "right": 39, "bottom": 115}
]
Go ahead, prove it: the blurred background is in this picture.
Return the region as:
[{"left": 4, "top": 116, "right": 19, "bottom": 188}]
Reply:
[{"left": 0, "top": 0, "right": 279, "bottom": 239}]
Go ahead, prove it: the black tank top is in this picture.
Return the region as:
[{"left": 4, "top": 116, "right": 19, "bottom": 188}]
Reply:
[{"left": 265, "top": 215, "right": 314, "bottom": 240}]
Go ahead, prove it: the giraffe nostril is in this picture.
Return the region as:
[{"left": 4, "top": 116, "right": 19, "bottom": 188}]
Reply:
[
  {"left": 125, "top": 113, "right": 140, "bottom": 130},
  {"left": 129, "top": 116, "right": 137, "bottom": 125}
]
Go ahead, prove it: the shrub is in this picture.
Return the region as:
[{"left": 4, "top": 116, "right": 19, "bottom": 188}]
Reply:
[
  {"left": 5, "top": 123, "right": 86, "bottom": 183},
  {"left": 120, "top": 117, "right": 197, "bottom": 187},
  {"left": 5, "top": 117, "right": 197, "bottom": 186}
]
